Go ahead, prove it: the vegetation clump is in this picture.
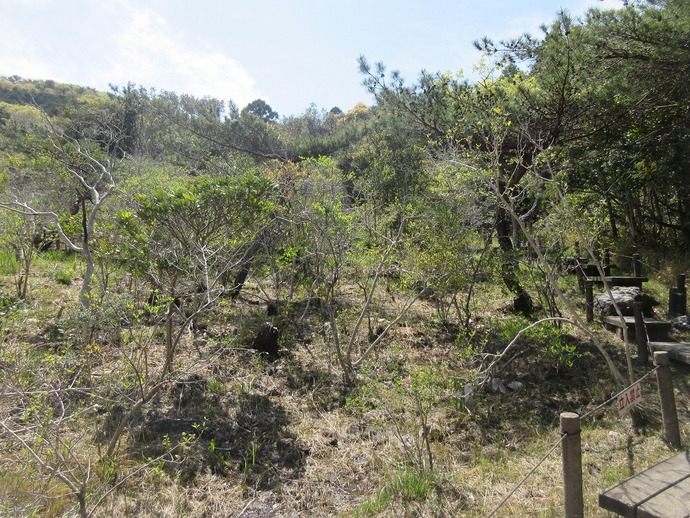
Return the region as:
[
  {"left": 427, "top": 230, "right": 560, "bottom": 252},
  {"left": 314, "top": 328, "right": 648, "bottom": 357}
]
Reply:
[{"left": 1, "top": 1, "right": 690, "bottom": 515}]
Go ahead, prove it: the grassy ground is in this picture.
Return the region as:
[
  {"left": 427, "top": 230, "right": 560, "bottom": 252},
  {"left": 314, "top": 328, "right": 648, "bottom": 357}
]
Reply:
[{"left": 1, "top": 251, "right": 688, "bottom": 517}]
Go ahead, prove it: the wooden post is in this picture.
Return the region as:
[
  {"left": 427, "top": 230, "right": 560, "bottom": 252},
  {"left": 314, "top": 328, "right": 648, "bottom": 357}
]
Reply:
[
  {"left": 677, "top": 274, "right": 687, "bottom": 315},
  {"left": 604, "top": 249, "right": 611, "bottom": 276},
  {"left": 654, "top": 351, "right": 681, "bottom": 449},
  {"left": 669, "top": 274, "right": 682, "bottom": 316},
  {"left": 632, "top": 253, "right": 642, "bottom": 277},
  {"left": 577, "top": 259, "right": 585, "bottom": 293},
  {"left": 669, "top": 274, "right": 686, "bottom": 318},
  {"left": 561, "top": 412, "right": 584, "bottom": 518},
  {"left": 585, "top": 281, "right": 594, "bottom": 323},
  {"left": 632, "top": 302, "right": 648, "bottom": 365}
]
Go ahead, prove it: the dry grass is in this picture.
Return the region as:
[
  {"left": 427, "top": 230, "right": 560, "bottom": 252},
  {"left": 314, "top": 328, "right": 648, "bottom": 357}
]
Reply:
[{"left": 1, "top": 253, "right": 689, "bottom": 517}]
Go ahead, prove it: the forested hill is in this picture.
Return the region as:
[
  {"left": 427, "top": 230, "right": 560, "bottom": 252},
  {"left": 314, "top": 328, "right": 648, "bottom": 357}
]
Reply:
[
  {"left": 2, "top": 0, "right": 689, "bottom": 271},
  {"left": 0, "top": 76, "right": 107, "bottom": 116}
]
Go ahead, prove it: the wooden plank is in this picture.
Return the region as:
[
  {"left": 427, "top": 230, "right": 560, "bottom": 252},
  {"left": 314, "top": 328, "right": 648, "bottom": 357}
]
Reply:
[
  {"left": 586, "top": 276, "right": 648, "bottom": 287},
  {"left": 648, "top": 341, "right": 690, "bottom": 364},
  {"left": 602, "top": 317, "right": 671, "bottom": 341},
  {"left": 603, "top": 316, "right": 636, "bottom": 327},
  {"left": 579, "top": 264, "right": 610, "bottom": 276},
  {"left": 599, "top": 452, "right": 690, "bottom": 517},
  {"left": 637, "top": 476, "right": 690, "bottom": 518},
  {"left": 602, "top": 316, "right": 670, "bottom": 330}
]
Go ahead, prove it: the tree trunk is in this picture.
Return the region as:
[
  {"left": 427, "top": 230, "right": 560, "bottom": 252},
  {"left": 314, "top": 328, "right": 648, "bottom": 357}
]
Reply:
[
  {"left": 162, "top": 296, "right": 176, "bottom": 376},
  {"left": 495, "top": 205, "right": 533, "bottom": 315},
  {"left": 19, "top": 249, "right": 32, "bottom": 299},
  {"left": 78, "top": 194, "right": 94, "bottom": 309},
  {"left": 80, "top": 246, "right": 94, "bottom": 309},
  {"left": 677, "top": 189, "right": 690, "bottom": 249},
  {"left": 606, "top": 196, "right": 619, "bottom": 240},
  {"left": 229, "top": 239, "right": 262, "bottom": 300}
]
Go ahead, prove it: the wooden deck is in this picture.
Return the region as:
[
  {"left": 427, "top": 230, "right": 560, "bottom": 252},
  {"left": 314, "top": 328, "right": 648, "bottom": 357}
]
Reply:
[
  {"left": 648, "top": 341, "right": 690, "bottom": 364},
  {"left": 586, "top": 275, "right": 649, "bottom": 288},
  {"left": 602, "top": 316, "right": 672, "bottom": 341},
  {"left": 599, "top": 452, "right": 690, "bottom": 517}
]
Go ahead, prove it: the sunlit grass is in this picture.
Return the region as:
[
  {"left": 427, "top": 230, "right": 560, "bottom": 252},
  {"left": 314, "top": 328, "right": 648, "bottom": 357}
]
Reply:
[{"left": 0, "top": 250, "right": 19, "bottom": 275}]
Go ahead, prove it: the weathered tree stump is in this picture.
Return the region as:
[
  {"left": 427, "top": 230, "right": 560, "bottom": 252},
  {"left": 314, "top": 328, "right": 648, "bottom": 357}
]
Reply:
[
  {"left": 251, "top": 322, "right": 280, "bottom": 359},
  {"left": 668, "top": 274, "right": 687, "bottom": 317}
]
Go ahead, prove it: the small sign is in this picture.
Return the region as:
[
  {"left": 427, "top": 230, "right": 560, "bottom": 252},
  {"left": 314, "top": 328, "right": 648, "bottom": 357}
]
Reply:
[{"left": 617, "top": 382, "right": 642, "bottom": 415}]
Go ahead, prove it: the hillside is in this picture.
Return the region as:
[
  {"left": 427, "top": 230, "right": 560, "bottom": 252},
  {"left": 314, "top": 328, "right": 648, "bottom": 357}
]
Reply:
[
  {"left": 1, "top": 249, "right": 689, "bottom": 516},
  {"left": 0, "top": 76, "right": 107, "bottom": 116},
  {"left": 1, "top": 2, "right": 690, "bottom": 515}
]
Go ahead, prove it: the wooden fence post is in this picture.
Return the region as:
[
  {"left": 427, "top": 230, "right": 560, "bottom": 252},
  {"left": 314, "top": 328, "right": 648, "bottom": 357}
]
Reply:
[
  {"left": 677, "top": 274, "right": 686, "bottom": 315},
  {"left": 669, "top": 274, "right": 686, "bottom": 317},
  {"left": 632, "top": 253, "right": 642, "bottom": 277},
  {"left": 632, "top": 301, "right": 648, "bottom": 365},
  {"left": 654, "top": 351, "right": 681, "bottom": 449},
  {"left": 561, "top": 412, "right": 584, "bottom": 518},
  {"left": 604, "top": 249, "right": 611, "bottom": 276},
  {"left": 577, "top": 260, "right": 585, "bottom": 293},
  {"left": 677, "top": 273, "right": 686, "bottom": 294},
  {"left": 585, "top": 281, "right": 594, "bottom": 323},
  {"left": 669, "top": 287, "right": 679, "bottom": 317}
]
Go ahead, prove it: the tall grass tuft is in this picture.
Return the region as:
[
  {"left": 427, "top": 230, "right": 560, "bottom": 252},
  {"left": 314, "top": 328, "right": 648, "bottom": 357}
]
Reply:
[{"left": 0, "top": 250, "right": 19, "bottom": 275}]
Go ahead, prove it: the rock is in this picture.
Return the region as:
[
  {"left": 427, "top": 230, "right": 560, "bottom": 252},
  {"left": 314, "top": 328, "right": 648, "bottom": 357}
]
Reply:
[
  {"left": 608, "top": 431, "right": 623, "bottom": 444},
  {"left": 593, "top": 286, "right": 658, "bottom": 320},
  {"left": 251, "top": 322, "right": 280, "bottom": 359},
  {"left": 464, "top": 383, "right": 474, "bottom": 412},
  {"left": 671, "top": 315, "right": 690, "bottom": 333},
  {"left": 491, "top": 377, "right": 507, "bottom": 394},
  {"left": 507, "top": 381, "right": 523, "bottom": 391}
]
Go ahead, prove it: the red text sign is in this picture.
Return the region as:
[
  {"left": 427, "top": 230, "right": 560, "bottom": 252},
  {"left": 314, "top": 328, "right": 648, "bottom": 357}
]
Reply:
[{"left": 617, "top": 382, "right": 642, "bottom": 415}]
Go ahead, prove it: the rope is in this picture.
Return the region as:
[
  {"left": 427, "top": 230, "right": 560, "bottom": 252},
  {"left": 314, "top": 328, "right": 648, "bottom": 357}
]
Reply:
[
  {"left": 484, "top": 365, "right": 660, "bottom": 517},
  {"left": 609, "top": 253, "right": 660, "bottom": 274},
  {"left": 580, "top": 366, "right": 659, "bottom": 422},
  {"left": 485, "top": 433, "right": 567, "bottom": 518}
]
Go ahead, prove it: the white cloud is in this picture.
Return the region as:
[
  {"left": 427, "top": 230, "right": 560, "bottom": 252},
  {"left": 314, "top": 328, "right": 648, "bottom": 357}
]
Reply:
[
  {"left": 0, "top": 0, "right": 260, "bottom": 107},
  {"left": 578, "top": 0, "right": 626, "bottom": 12},
  {"left": 100, "top": 3, "right": 260, "bottom": 106},
  {"left": 490, "top": 0, "right": 629, "bottom": 44},
  {"left": 0, "top": 10, "right": 51, "bottom": 80}
]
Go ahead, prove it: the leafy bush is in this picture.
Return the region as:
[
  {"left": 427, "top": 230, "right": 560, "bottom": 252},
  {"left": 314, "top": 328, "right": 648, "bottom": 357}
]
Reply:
[
  {"left": 54, "top": 269, "right": 73, "bottom": 285},
  {"left": 492, "top": 316, "right": 579, "bottom": 368},
  {"left": 0, "top": 281, "right": 16, "bottom": 311},
  {"left": 0, "top": 250, "right": 18, "bottom": 275}
]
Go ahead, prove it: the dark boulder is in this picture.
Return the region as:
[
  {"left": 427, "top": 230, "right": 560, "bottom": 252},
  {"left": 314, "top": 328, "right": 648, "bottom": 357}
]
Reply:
[
  {"left": 671, "top": 315, "right": 690, "bottom": 333},
  {"left": 251, "top": 322, "right": 280, "bottom": 359},
  {"left": 593, "top": 286, "right": 658, "bottom": 320}
]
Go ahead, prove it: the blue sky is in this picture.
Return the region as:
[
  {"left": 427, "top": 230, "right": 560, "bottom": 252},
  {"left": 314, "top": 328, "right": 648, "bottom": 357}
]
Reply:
[{"left": 1, "top": 0, "right": 623, "bottom": 117}]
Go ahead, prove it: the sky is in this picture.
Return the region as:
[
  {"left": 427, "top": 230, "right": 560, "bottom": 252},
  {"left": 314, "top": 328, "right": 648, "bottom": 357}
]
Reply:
[{"left": 1, "top": 0, "right": 624, "bottom": 118}]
